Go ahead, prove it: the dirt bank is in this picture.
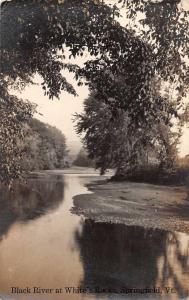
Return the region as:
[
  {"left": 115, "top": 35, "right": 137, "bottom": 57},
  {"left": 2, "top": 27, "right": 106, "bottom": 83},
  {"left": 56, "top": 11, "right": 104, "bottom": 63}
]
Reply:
[{"left": 72, "top": 179, "right": 189, "bottom": 233}]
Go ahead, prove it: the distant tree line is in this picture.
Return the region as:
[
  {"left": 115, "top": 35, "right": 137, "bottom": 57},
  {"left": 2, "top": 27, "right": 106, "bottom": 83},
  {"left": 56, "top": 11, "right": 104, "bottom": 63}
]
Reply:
[
  {"left": 1, "top": 0, "right": 189, "bottom": 184},
  {"left": 73, "top": 148, "right": 95, "bottom": 168},
  {"left": 21, "top": 119, "right": 69, "bottom": 172}
]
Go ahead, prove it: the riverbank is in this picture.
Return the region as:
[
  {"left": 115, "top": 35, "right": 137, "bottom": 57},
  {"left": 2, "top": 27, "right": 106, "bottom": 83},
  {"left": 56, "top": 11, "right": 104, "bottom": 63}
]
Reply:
[{"left": 73, "top": 179, "right": 189, "bottom": 233}]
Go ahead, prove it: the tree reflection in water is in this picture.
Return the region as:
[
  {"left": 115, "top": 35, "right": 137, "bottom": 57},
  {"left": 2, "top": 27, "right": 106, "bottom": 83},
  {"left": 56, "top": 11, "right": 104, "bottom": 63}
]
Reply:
[
  {"left": 156, "top": 231, "right": 189, "bottom": 299},
  {"left": 0, "top": 175, "right": 64, "bottom": 239},
  {"left": 75, "top": 219, "right": 189, "bottom": 299}
]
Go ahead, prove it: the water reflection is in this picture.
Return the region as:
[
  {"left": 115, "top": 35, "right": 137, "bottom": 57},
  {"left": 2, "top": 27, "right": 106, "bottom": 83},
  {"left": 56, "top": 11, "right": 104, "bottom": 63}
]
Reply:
[
  {"left": 0, "top": 175, "right": 64, "bottom": 239},
  {"left": 75, "top": 220, "right": 189, "bottom": 299},
  {"left": 0, "top": 173, "right": 188, "bottom": 300},
  {"left": 0, "top": 174, "right": 92, "bottom": 300}
]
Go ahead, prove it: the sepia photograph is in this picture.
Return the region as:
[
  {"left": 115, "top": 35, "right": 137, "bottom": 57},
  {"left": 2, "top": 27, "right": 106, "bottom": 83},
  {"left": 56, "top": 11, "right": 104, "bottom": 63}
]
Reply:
[{"left": 0, "top": 0, "right": 189, "bottom": 299}]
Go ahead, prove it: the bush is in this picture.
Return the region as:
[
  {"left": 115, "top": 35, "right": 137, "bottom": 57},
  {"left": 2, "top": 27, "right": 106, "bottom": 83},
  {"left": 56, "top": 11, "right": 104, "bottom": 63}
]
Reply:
[{"left": 111, "top": 164, "right": 189, "bottom": 186}]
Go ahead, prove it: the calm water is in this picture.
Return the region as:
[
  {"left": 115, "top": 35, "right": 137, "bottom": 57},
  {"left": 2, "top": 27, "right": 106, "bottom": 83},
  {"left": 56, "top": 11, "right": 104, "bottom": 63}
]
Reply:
[{"left": 0, "top": 169, "right": 189, "bottom": 300}]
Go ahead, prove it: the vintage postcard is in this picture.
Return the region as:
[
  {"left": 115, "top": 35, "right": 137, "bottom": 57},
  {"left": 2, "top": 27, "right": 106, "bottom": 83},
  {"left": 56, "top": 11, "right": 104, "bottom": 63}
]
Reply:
[{"left": 0, "top": 0, "right": 189, "bottom": 299}]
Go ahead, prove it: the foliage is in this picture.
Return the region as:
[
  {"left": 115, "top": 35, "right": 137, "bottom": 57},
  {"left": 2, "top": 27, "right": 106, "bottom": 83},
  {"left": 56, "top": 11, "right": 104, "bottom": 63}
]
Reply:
[
  {"left": 73, "top": 148, "right": 95, "bottom": 168},
  {"left": 120, "top": 0, "right": 189, "bottom": 98},
  {"left": 77, "top": 0, "right": 189, "bottom": 127},
  {"left": 21, "top": 119, "right": 69, "bottom": 171},
  {"left": 1, "top": 0, "right": 121, "bottom": 98},
  {"left": 1, "top": 0, "right": 188, "bottom": 120},
  {"left": 75, "top": 88, "right": 183, "bottom": 176},
  {"left": 178, "top": 154, "right": 189, "bottom": 168},
  {"left": 0, "top": 0, "right": 189, "bottom": 183},
  {"left": 0, "top": 0, "right": 127, "bottom": 183},
  {"left": 0, "top": 85, "right": 36, "bottom": 184}
]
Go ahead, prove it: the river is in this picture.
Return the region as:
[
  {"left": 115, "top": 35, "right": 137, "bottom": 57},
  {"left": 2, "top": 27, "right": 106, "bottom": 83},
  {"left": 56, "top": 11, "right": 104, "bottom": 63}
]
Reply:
[{"left": 0, "top": 168, "right": 188, "bottom": 300}]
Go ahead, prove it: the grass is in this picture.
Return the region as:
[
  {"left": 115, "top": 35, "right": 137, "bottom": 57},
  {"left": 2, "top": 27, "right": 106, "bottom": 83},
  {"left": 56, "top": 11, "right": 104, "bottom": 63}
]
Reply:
[{"left": 111, "top": 164, "right": 189, "bottom": 186}]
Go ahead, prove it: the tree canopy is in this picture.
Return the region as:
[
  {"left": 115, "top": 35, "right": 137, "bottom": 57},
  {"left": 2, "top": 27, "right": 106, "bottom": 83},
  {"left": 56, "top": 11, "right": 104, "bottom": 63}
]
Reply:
[
  {"left": 0, "top": 0, "right": 189, "bottom": 183},
  {"left": 21, "top": 118, "right": 69, "bottom": 171},
  {"left": 0, "top": 86, "right": 35, "bottom": 184},
  {"left": 75, "top": 85, "right": 182, "bottom": 176},
  {"left": 2, "top": 0, "right": 188, "bottom": 114},
  {"left": 73, "top": 148, "right": 95, "bottom": 168}
]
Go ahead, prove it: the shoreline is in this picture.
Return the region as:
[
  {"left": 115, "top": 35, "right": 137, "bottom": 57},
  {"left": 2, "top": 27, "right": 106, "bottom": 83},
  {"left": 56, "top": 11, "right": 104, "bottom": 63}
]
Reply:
[{"left": 72, "top": 179, "right": 189, "bottom": 233}]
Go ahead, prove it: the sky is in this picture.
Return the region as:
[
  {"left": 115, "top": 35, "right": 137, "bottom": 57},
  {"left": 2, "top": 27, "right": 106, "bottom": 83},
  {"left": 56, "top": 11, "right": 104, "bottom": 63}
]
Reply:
[
  {"left": 19, "top": 72, "right": 88, "bottom": 155},
  {"left": 17, "top": 0, "right": 189, "bottom": 157},
  {"left": 18, "top": 73, "right": 189, "bottom": 158}
]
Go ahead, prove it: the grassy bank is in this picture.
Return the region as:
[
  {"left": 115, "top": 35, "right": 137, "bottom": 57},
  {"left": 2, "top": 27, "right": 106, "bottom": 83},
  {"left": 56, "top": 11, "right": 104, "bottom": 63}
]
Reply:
[{"left": 111, "top": 165, "right": 189, "bottom": 186}]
